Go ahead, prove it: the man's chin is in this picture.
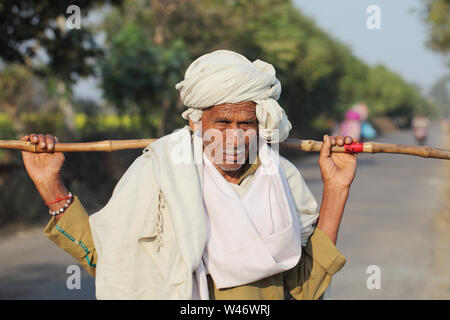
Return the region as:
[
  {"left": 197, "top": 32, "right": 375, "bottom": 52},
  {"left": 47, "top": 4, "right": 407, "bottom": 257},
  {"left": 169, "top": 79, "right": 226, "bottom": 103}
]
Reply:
[{"left": 217, "top": 163, "right": 245, "bottom": 172}]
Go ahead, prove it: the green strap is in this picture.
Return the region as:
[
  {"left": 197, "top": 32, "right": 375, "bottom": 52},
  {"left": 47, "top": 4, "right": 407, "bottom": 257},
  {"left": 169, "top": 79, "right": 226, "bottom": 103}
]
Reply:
[{"left": 55, "top": 225, "right": 97, "bottom": 268}]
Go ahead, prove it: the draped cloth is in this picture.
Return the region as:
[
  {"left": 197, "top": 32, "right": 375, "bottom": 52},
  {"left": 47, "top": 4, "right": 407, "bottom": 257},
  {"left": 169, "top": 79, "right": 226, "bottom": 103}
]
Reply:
[
  {"left": 200, "top": 142, "right": 302, "bottom": 290},
  {"left": 89, "top": 127, "right": 207, "bottom": 299},
  {"left": 175, "top": 50, "right": 292, "bottom": 143},
  {"left": 89, "top": 127, "right": 319, "bottom": 300}
]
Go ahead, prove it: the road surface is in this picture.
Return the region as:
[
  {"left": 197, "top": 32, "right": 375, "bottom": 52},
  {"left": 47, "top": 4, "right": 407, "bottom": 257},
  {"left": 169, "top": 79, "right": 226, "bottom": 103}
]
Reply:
[
  {"left": 293, "top": 124, "right": 448, "bottom": 299},
  {"left": 0, "top": 125, "right": 448, "bottom": 299}
]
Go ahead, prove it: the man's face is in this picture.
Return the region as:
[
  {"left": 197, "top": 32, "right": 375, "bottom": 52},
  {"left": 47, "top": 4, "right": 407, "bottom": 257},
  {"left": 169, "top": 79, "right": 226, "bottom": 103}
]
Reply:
[{"left": 198, "top": 101, "right": 259, "bottom": 172}]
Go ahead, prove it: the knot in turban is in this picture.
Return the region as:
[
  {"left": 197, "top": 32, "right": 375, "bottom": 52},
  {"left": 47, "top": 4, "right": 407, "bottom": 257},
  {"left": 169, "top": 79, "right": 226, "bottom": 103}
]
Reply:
[{"left": 175, "top": 50, "right": 292, "bottom": 143}]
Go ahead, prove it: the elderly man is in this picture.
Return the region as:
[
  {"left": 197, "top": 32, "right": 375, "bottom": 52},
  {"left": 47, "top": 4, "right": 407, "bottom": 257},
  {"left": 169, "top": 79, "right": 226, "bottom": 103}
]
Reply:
[{"left": 21, "top": 50, "right": 357, "bottom": 300}]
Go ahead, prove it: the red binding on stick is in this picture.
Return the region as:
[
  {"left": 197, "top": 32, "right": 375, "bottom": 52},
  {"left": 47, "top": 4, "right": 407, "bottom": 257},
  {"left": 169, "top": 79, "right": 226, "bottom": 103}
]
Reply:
[{"left": 344, "top": 142, "right": 364, "bottom": 153}]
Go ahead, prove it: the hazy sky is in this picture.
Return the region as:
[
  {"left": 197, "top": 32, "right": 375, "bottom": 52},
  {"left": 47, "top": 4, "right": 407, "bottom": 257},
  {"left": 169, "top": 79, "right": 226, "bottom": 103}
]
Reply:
[
  {"left": 74, "top": 0, "right": 448, "bottom": 99},
  {"left": 294, "top": 0, "right": 448, "bottom": 93}
]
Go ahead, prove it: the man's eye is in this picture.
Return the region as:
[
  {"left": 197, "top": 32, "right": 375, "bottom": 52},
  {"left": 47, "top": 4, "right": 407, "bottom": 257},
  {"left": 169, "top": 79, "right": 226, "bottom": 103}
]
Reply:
[{"left": 216, "top": 120, "right": 230, "bottom": 124}]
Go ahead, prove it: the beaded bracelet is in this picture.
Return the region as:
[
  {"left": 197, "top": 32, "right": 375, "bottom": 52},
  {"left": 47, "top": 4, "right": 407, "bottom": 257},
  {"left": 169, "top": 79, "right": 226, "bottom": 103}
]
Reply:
[{"left": 48, "top": 192, "right": 73, "bottom": 216}]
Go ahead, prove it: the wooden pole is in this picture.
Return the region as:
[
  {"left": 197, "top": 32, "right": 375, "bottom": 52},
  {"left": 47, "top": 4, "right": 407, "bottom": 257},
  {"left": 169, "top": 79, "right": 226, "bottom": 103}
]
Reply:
[
  {"left": 0, "top": 139, "right": 156, "bottom": 153},
  {"left": 0, "top": 138, "right": 449, "bottom": 160}
]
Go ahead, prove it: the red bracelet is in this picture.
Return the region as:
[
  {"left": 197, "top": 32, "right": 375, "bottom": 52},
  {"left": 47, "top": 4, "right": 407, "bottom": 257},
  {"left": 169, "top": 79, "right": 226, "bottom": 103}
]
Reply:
[{"left": 45, "top": 194, "right": 71, "bottom": 206}]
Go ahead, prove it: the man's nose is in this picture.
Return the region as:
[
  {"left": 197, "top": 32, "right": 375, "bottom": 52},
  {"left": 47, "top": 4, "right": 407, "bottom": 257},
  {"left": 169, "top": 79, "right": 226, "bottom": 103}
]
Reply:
[{"left": 226, "top": 128, "right": 244, "bottom": 148}]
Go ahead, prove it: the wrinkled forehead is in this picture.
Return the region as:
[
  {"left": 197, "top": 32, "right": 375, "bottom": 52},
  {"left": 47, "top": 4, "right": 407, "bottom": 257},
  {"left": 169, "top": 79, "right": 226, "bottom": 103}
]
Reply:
[{"left": 205, "top": 101, "right": 257, "bottom": 120}]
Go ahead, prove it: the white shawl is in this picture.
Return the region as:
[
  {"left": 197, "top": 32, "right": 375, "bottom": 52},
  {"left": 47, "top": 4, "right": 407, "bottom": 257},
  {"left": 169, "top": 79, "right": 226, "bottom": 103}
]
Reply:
[
  {"left": 89, "top": 126, "right": 318, "bottom": 299},
  {"left": 201, "top": 142, "right": 302, "bottom": 289}
]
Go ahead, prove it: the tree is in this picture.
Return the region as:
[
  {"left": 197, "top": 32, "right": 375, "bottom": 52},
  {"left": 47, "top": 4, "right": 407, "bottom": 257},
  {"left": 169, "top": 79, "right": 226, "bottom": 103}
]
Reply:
[
  {"left": 424, "top": 0, "right": 450, "bottom": 56},
  {"left": 100, "top": 23, "right": 190, "bottom": 136},
  {"left": 99, "top": 0, "right": 432, "bottom": 136},
  {"left": 0, "top": 0, "right": 123, "bottom": 138},
  {"left": 0, "top": 64, "right": 59, "bottom": 135},
  {"left": 0, "top": 0, "right": 122, "bottom": 82},
  {"left": 428, "top": 74, "right": 450, "bottom": 117}
]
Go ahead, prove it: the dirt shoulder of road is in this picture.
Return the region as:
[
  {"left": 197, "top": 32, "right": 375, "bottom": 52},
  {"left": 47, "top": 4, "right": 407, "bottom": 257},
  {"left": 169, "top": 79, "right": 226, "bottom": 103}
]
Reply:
[{"left": 425, "top": 130, "right": 450, "bottom": 299}]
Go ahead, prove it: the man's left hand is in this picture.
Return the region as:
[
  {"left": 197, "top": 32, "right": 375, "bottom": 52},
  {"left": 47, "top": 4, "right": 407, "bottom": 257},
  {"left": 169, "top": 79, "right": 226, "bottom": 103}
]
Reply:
[{"left": 318, "top": 135, "right": 358, "bottom": 189}]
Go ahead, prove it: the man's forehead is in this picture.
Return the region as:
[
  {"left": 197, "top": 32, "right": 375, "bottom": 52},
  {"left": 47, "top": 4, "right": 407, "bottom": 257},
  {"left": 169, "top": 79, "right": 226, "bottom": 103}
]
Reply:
[{"left": 209, "top": 101, "right": 257, "bottom": 117}]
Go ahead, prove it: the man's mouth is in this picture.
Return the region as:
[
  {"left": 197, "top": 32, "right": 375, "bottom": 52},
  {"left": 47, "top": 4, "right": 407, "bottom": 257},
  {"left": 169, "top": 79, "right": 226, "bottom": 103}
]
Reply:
[{"left": 223, "top": 150, "right": 246, "bottom": 163}]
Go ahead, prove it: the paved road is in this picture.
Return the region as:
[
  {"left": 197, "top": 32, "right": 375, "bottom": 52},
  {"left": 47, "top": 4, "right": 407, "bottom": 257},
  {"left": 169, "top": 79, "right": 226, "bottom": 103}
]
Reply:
[
  {"left": 0, "top": 125, "right": 447, "bottom": 299},
  {"left": 293, "top": 124, "right": 448, "bottom": 299},
  {"left": 0, "top": 226, "right": 96, "bottom": 299}
]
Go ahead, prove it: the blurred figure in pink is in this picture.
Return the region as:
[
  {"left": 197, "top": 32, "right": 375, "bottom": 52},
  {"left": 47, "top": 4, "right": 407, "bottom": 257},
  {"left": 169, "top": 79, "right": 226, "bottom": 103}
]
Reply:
[
  {"left": 337, "top": 109, "right": 362, "bottom": 140},
  {"left": 332, "top": 103, "right": 377, "bottom": 141},
  {"left": 353, "top": 103, "right": 377, "bottom": 141}
]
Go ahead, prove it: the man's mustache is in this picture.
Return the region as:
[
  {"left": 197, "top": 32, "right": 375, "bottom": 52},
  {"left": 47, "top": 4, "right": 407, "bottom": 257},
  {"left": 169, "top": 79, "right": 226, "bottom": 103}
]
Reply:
[{"left": 222, "top": 145, "right": 246, "bottom": 156}]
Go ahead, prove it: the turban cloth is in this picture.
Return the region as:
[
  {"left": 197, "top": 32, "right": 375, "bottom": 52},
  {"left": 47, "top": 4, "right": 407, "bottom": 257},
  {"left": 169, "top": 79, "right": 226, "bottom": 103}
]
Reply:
[{"left": 175, "top": 50, "right": 292, "bottom": 143}]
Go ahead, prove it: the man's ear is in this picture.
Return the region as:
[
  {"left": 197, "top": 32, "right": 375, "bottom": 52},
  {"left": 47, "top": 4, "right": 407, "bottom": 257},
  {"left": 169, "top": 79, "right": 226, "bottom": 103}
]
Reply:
[{"left": 189, "top": 119, "right": 203, "bottom": 134}]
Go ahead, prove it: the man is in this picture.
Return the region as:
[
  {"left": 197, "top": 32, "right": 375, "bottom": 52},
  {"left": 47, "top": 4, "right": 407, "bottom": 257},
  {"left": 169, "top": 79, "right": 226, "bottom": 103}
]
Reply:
[{"left": 21, "top": 50, "right": 358, "bottom": 299}]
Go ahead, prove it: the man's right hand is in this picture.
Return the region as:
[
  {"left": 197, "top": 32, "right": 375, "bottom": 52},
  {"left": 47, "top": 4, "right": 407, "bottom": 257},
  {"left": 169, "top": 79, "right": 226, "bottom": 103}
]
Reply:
[
  {"left": 21, "top": 134, "right": 65, "bottom": 186},
  {"left": 21, "top": 133, "right": 70, "bottom": 219}
]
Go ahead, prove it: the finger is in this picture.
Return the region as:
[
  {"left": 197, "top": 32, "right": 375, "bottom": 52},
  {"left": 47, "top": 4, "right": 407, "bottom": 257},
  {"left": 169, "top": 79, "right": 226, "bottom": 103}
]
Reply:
[
  {"left": 330, "top": 136, "right": 336, "bottom": 146},
  {"left": 38, "top": 134, "right": 46, "bottom": 149},
  {"left": 21, "top": 135, "right": 30, "bottom": 141},
  {"left": 29, "top": 134, "right": 39, "bottom": 144},
  {"left": 344, "top": 136, "right": 353, "bottom": 144},
  {"left": 319, "top": 134, "right": 331, "bottom": 159},
  {"left": 45, "top": 134, "right": 55, "bottom": 151},
  {"left": 352, "top": 137, "right": 359, "bottom": 143},
  {"left": 336, "top": 136, "right": 344, "bottom": 146}
]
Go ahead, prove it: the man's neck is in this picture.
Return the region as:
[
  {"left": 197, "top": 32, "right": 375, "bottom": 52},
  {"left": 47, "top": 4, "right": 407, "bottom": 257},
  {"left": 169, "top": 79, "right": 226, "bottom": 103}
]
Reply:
[
  {"left": 212, "top": 157, "right": 262, "bottom": 185},
  {"left": 214, "top": 163, "right": 249, "bottom": 184}
]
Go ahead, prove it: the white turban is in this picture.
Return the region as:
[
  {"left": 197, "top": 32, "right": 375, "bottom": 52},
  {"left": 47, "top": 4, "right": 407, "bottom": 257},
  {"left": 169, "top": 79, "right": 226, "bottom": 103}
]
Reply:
[{"left": 175, "top": 50, "right": 292, "bottom": 143}]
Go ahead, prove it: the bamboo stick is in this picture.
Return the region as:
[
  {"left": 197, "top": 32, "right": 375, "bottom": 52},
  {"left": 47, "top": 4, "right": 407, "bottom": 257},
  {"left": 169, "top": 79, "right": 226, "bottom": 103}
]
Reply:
[
  {"left": 281, "top": 140, "right": 450, "bottom": 160},
  {"left": 0, "top": 138, "right": 449, "bottom": 160},
  {"left": 0, "top": 139, "right": 156, "bottom": 153}
]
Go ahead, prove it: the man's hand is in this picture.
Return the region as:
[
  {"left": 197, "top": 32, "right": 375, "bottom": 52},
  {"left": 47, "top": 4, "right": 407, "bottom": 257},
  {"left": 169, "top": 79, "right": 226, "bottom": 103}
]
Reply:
[
  {"left": 318, "top": 135, "right": 358, "bottom": 189},
  {"left": 21, "top": 134, "right": 65, "bottom": 186},
  {"left": 317, "top": 135, "right": 358, "bottom": 244},
  {"left": 21, "top": 133, "right": 69, "bottom": 219}
]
